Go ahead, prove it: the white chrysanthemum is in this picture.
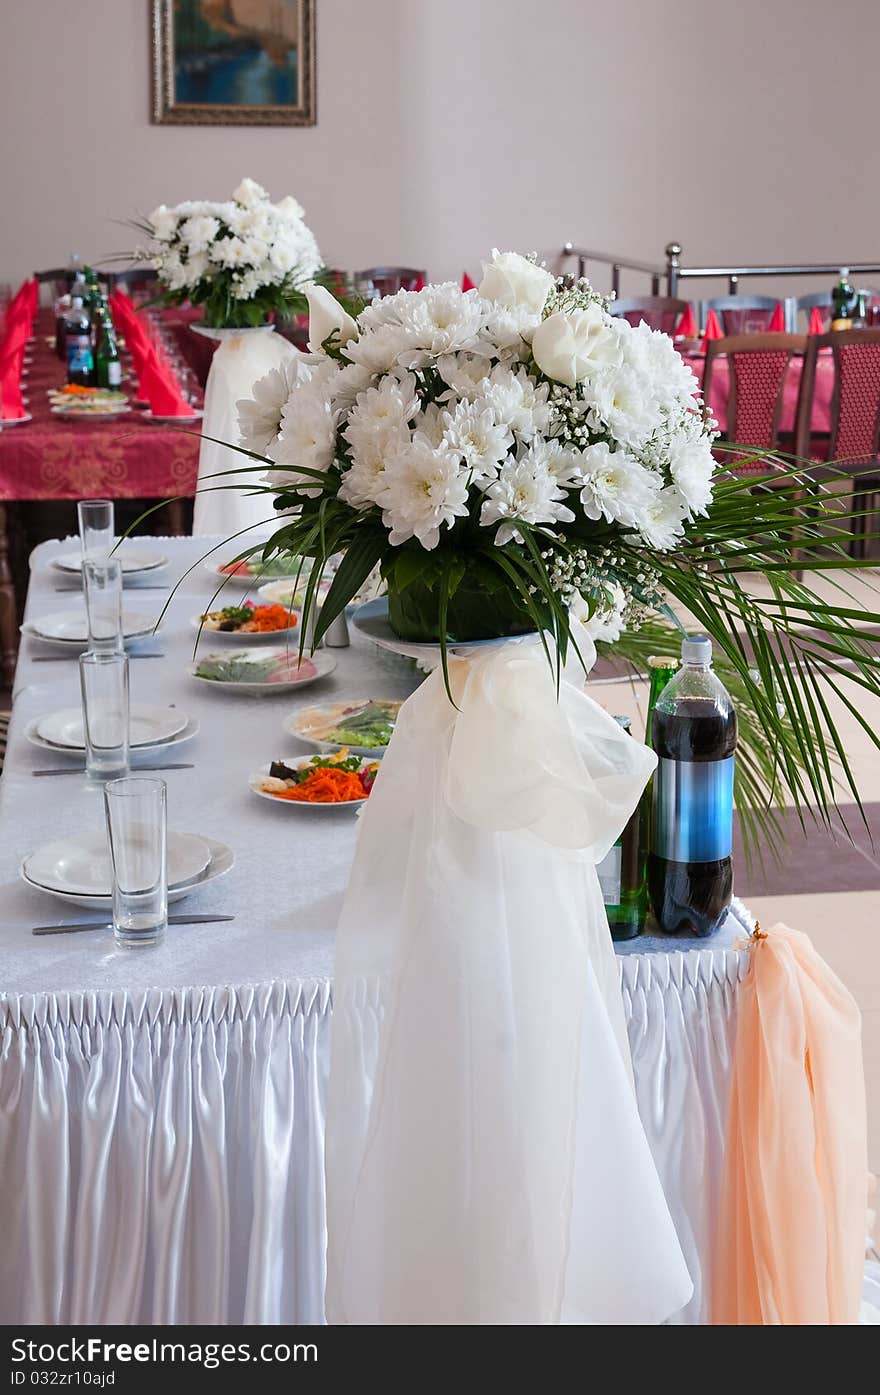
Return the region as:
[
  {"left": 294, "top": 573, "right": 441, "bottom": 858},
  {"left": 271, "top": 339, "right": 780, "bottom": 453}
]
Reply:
[
  {"left": 634, "top": 486, "right": 689, "bottom": 550},
  {"left": 277, "top": 194, "right": 306, "bottom": 222},
  {"left": 343, "top": 322, "right": 415, "bottom": 374},
  {"left": 231, "top": 268, "right": 264, "bottom": 299},
  {"left": 375, "top": 435, "right": 468, "bottom": 549},
  {"left": 237, "top": 356, "right": 308, "bottom": 456},
  {"left": 401, "top": 284, "right": 486, "bottom": 362},
  {"left": 479, "top": 445, "right": 575, "bottom": 546},
  {"left": 339, "top": 426, "right": 410, "bottom": 510},
  {"left": 476, "top": 364, "right": 552, "bottom": 441},
  {"left": 183, "top": 249, "right": 210, "bottom": 284},
  {"left": 578, "top": 442, "right": 661, "bottom": 527},
  {"left": 531, "top": 436, "right": 583, "bottom": 489},
  {"left": 180, "top": 213, "right": 220, "bottom": 253},
  {"left": 333, "top": 362, "right": 375, "bottom": 411},
  {"left": 233, "top": 177, "right": 268, "bottom": 207},
  {"left": 623, "top": 320, "right": 702, "bottom": 407},
  {"left": 436, "top": 351, "right": 493, "bottom": 401},
  {"left": 212, "top": 235, "right": 251, "bottom": 269},
  {"left": 669, "top": 435, "right": 715, "bottom": 516},
  {"left": 355, "top": 287, "right": 421, "bottom": 334},
  {"left": 148, "top": 204, "right": 178, "bottom": 241},
  {"left": 344, "top": 372, "right": 419, "bottom": 464},
  {"left": 157, "top": 250, "right": 188, "bottom": 291},
  {"left": 416, "top": 402, "right": 446, "bottom": 449},
  {"left": 480, "top": 301, "right": 541, "bottom": 356},
  {"left": 266, "top": 376, "right": 338, "bottom": 496},
  {"left": 583, "top": 363, "right": 664, "bottom": 450},
  {"left": 440, "top": 399, "right": 513, "bottom": 483}
]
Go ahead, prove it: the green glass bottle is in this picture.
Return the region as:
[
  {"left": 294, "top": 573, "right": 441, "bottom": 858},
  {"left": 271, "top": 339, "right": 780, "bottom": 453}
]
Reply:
[
  {"left": 94, "top": 302, "right": 122, "bottom": 390},
  {"left": 645, "top": 655, "right": 681, "bottom": 736},
  {"left": 831, "top": 268, "right": 854, "bottom": 331}
]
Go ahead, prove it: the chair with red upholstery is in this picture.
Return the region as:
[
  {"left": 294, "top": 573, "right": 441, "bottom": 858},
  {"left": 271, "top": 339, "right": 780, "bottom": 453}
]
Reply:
[
  {"left": 699, "top": 295, "right": 789, "bottom": 335},
  {"left": 703, "top": 333, "right": 806, "bottom": 476},
  {"left": 794, "top": 328, "right": 880, "bottom": 557},
  {"left": 608, "top": 296, "right": 691, "bottom": 335},
  {"left": 355, "top": 267, "right": 425, "bottom": 299}
]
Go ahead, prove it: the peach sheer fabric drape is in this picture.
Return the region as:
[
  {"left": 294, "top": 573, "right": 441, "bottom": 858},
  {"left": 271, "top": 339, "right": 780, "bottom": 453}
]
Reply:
[{"left": 713, "top": 924, "right": 868, "bottom": 1325}]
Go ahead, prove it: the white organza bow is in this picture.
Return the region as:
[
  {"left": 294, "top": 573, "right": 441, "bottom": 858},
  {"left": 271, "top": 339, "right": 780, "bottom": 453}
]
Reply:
[{"left": 325, "top": 627, "right": 693, "bottom": 1325}]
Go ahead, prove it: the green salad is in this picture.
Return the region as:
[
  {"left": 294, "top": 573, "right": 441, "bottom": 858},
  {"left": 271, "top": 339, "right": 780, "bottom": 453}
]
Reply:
[{"left": 298, "top": 699, "right": 401, "bottom": 748}]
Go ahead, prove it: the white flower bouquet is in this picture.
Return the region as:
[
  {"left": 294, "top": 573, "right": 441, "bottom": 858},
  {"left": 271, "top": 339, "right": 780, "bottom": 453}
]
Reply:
[
  {"left": 133, "top": 177, "right": 323, "bottom": 328},
  {"left": 238, "top": 249, "right": 716, "bottom": 644},
  {"left": 226, "top": 248, "right": 880, "bottom": 851}
]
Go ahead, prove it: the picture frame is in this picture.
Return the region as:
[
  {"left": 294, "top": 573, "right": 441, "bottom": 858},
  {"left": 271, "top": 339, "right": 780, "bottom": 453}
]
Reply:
[{"left": 150, "top": 0, "right": 316, "bottom": 127}]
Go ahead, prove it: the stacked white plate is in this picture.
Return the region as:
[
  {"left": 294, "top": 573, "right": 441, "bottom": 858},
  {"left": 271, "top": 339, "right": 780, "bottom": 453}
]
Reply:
[
  {"left": 50, "top": 548, "right": 168, "bottom": 577},
  {"left": 21, "top": 610, "right": 157, "bottom": 648},
  {"left": 21, "top": 830, "right": 234, "bottom": 910},
  {"left": 25, "top": 703, "right": 199, "bottom": 759}
]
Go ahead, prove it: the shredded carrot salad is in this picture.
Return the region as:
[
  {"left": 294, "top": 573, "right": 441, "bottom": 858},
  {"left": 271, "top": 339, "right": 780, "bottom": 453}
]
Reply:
[
  {"left": 276, "top": 767, "right": 367, "bottom": 802},
  {"left": 240, "top": 603, "right": 296, "bottom": 633}
]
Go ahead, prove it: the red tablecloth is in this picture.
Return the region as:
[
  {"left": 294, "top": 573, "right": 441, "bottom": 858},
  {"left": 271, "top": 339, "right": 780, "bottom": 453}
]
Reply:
[
  {"left": 0, "top": 311, "right": 200, "bottom": 501},
  {"left": 685, "top": 350, "right": 835, "bottom": 436}
]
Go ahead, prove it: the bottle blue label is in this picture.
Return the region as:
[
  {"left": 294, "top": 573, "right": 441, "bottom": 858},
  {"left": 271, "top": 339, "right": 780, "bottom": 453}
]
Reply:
[
  {"left": 67, "top": 334, "right": 93, "bottom": 374},
  {"left": 652, "top": 756, "right": 734, "bottom": 862}
]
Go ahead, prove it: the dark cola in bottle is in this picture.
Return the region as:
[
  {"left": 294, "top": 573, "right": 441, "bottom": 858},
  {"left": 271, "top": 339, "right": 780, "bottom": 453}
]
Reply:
[{"left": 647, "top": 634, "right": 736, "bottom": 936}]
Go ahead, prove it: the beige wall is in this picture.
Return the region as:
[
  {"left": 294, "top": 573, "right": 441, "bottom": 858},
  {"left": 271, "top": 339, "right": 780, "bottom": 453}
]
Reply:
[{"left": 1, "top": 0, "right": 878, "bottom": 295}]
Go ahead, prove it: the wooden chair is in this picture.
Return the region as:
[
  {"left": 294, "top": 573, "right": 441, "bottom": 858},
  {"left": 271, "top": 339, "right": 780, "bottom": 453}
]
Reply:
[
  {"left": 704, "top": 333, "right": 806, "bottom": 475},
  {"left": 794, "top": 328, "right": 880, "bottom": 557},
  {"left": 608, "top": 296, "right": 690, "bottom": 335},
  {"left": 355, "top": 267, "right": 424, "bottom": 298},
  {"left": 699, "top": 295, "right": 790, "bottom": 335}
]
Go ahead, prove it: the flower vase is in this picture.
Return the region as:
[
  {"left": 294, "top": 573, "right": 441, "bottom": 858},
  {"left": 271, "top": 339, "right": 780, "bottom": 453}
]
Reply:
[{"left": 386, "top": 569, "right": 537, "bottom": 643}]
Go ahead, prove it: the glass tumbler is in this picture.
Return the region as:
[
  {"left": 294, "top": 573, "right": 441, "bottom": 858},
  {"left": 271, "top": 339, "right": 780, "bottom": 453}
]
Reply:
[
  {"left": 83, "top": 557, "right": 123, "bottom": 653},
  {"left": 79, "top": 650, "right": 129, "bottom": 783},
  {"left": 103, "top": 776, "right": 167, "bottom": 948},
  {"left": 77, "top": 498, "right": 114, "bottom": 562}
]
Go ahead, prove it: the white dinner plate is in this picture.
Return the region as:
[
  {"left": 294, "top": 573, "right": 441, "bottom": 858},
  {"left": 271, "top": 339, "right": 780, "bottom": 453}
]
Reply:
[
  {"left": 24, "top": 829, "right": 211, "bottom": 898},
  {"left": 190, "top": 609, "right": 299, "bottom": 643},
  {"left": 142, "top": 408, "right": 203, "bottom": 425},
  {"left": 249, "top": 759, "right": 377, "bottom": 811},
  {"left": 351, "top": 597, "right": 537, "bottom": 661},
  {"left": 51, "top": 549, "right": 168, "bottom": 575},
  {"left": 25, "top": 713, "right": 200, "bottom": 759},
  {"left": 0, "top": 413, "right": 32, "bottom": 427},
  {"left": 21, "top": 610, "right": 156, "bottom": 645},
  {"left": 257, "top": 576, "right": 332, "bottom": 610},
  {"left": 20, "top": 835, "right": 234, "bottom": 911},
  {"left": 202, "top": 556, "right": 305, "bottom": 589},
  {"left": 189, "top": 646, "right": 336, "bottom": 695},
  {"left": 287, "top": 699, "right": 402, "bottom": 757},
  {"left": 35, "top": 703, "right": 187, "bottom": 750}
]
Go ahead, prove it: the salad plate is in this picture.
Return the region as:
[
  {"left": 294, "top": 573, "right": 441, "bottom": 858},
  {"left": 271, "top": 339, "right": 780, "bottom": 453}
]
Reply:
[
  {"left": 25, "top": 713, "right": 199, "bottom": 759},
  {"left": 142, "top": 408, "right": 203, "bottom": 425},
  {"left": 249, "top": 753, "right": 380, "bottom": 810},
  {"left": 34, "top": 703, "right": 188, "bottom": 750},
  {"left": 191, "top": 601, "right": 299, "bottom": 641},
  {"left": 0, "top": 413, "right": 33, "bottom": 427},
  {"left": 202, "top": 553, "right": 306, "bottom": 590},
  {"left": 21, "top": 610, "right": 157, "bottom": 646},
  {"left": 258, "top": 575, "right": 333, "bottom": 610},
  {"left": 51, "top": 403, "right": 131, "bottom": 419},
  {"left": 352, "top": 598, "right": 538, "bottom": 662},
  {"left": 24, "top": 829, "right": 211, "bottom": 898},
  {"left": 20, "top": 835, "right": 234, "bottom": 911},
  {"left": 51, "top": 548, "right": 168, "bottom": 575},
  {"left": 189, "top": 646, "right": 336, "bottom": 695},
  {"left": 288, "top": 699, "right": 402, "bottom": 756}
]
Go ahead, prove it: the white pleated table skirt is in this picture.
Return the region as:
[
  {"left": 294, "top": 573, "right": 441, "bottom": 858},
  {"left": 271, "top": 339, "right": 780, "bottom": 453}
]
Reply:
[{"left": 0, "top": 944, "right": 748, "bottom": 1326}]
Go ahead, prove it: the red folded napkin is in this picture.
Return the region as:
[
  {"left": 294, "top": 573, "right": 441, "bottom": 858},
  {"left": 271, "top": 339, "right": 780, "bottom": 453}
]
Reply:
[
  {"left": 413, "top": 275, "right": 425, "bottom": 291},
  {"left": 701, "top": 309, "right": 722, "bottom": 352},
  {"left": 808, "top": 306, "right": 825, "bottom": 335},
  {"left": 462, "top": 272, "right": 476, "bottom": 292},
  {"left": 674, "top": 304, "right": 697, "bottom": 338},
  {"left": 137, "top": 350, "right": 192, "bottom": 417},
  {"left": 0, "top": 344, "right": 27, "bottom": 420},
  {"left": 768, "top": 301, "right": 785, "bottom": 332},
  {"left": 0, "top": 312, "right": 31, "bottom": 359}
]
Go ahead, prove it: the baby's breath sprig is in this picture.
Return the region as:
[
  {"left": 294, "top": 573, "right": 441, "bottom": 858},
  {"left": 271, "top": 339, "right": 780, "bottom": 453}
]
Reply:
[
  {"left": 543, "top": 275, "right": 609, "bottom": 320},
  {"left": 538, "top": 543, "right": 664, "bottom": 634}
]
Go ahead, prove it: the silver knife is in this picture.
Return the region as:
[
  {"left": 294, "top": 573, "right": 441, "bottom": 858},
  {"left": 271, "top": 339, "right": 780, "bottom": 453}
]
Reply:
[
  {"left": 34, "top": 762, "right": 194, "bottom": 776},
  {"left": 32, "top": 913, "right": 235, "bottom": 936}
]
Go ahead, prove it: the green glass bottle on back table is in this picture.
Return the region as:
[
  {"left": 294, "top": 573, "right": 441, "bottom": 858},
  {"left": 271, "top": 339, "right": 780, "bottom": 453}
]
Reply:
[
  {"left": 831, "top": 268, "right": 854, "bottom": 331},
  {"left": 93, "top": 296, "right": 122, "bottom": 390}
]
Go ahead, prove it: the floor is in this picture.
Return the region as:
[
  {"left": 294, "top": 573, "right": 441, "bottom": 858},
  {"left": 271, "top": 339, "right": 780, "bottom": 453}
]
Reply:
[{"left": 593, "top": 564, "right": 880, "bottom": 1234}]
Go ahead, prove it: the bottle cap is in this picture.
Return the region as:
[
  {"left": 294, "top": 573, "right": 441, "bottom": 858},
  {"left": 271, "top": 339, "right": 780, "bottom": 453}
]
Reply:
[
  {"left": 647, "top": 654, "right": 679, "bottom": 670},
  {"left": 681, "top": 633, "right": 712, "bottom": 664}
]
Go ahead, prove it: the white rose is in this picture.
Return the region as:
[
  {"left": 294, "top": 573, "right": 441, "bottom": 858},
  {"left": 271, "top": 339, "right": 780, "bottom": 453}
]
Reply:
[
  {"left": 478, "top": 250, "right": 554, "bottom": 316},
  {"left": 233, "top": 177, "right": 268, "bottom": 207},
  {"left": 531, "top": 306, "right": 621, "bottom": 387},
  {"left": 307, "top": 285, "right": 358, "bottom": 353},
  {"left": 148, "top": 204, "right": 178, "bottom": 242}
]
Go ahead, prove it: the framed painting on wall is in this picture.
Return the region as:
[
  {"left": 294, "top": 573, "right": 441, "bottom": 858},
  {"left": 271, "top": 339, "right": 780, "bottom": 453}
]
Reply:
[{"left": 150, "top": 0, "right": 315, "bottom": 126}]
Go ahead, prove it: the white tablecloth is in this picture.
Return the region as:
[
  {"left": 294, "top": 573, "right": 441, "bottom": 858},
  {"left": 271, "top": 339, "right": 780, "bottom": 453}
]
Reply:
[{"left": 0, "top": 537, "right": 749, "bottom": 1325}]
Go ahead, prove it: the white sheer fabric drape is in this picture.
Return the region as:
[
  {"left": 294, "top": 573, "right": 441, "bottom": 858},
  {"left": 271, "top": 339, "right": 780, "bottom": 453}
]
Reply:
[
  {"left": 192, "top": 328, "right": 295, "bottom": 538},
  {"left": 325, "top": 634, "right": 694, "bottom": 1325}
]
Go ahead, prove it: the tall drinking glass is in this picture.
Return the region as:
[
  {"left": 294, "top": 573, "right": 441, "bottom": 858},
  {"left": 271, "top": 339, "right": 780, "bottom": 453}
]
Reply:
[
  {"left": 104, "top": 777, "right": 167, "bottom": 948},
  {"left": 83, "top": 557, "right": 123, "bottom": 653},
  {"left": 79, "top": 650, "right": 129, "bottom": 783},
  {"left": 77, "top": 498, "right": 114, "bottom": 562}
]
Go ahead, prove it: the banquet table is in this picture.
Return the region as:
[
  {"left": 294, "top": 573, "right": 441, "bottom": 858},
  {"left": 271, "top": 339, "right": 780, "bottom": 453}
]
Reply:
[
  {"left": 0, "top": 536, "right": 752, "bottom": 1326},
  {"left": 684, "top": 347, "right": 835, "bottom": 435},
  {"left": 0, "top": 311, "right": 201, "bottom": 682}
]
